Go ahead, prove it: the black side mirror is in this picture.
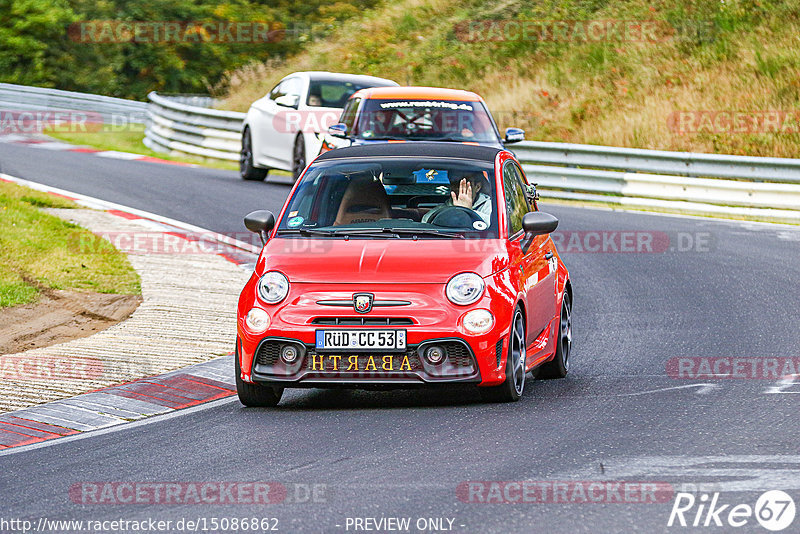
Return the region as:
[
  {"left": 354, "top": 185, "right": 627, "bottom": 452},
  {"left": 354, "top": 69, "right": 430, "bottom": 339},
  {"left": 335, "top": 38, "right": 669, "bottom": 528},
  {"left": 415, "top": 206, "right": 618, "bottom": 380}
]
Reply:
[
  {"left": 520, "top": 211, "right": 558, "bottom": 253},
  {"left": 504, "top": 127, "right": 525, "bottom": 144},
  {"left": 244, "top": 210, "right": 275, "bottom": 245}
]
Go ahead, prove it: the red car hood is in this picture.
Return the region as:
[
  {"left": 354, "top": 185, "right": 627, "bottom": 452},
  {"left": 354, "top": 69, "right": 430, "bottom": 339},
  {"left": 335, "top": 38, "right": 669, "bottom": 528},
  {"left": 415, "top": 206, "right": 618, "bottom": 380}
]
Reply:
[{"left": 257, "top": 238, "right": 509, "bottom": 284}]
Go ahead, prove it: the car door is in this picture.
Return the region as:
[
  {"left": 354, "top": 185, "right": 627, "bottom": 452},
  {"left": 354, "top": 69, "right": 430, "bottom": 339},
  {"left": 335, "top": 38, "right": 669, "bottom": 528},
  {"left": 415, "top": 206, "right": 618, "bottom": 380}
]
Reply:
[
  {"left": 252, "top": 77, "right": 305, "bottom": 169},
  {"left": 503, "top": 161, "right": 556, "bottom": 349}
]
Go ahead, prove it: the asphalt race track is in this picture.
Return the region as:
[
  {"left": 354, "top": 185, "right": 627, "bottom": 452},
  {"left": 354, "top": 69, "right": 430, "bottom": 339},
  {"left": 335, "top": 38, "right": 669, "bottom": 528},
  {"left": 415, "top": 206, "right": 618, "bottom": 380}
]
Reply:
[{"left": 2, "top": 142, "right": 800, "bottom": 533}]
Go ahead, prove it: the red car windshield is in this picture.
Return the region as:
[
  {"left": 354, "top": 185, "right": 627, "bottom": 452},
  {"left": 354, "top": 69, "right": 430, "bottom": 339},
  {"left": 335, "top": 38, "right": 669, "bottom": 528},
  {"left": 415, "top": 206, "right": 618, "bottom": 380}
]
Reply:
[
  {"left": 277, "top": 157, "right": 498, "bottom": 238},
  {"left": 352, "top": 99, "right": 500, "bottom": 143}
]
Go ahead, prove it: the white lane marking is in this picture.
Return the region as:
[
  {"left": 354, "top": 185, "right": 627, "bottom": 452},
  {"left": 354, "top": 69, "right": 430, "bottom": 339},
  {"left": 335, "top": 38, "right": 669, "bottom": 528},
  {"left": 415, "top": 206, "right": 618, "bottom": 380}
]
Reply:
[
  {"left": 29, "top": 141, "right": 76, "bottom": 151},
  {"left": 0, "top": 396, "right": 239, "bottom": 457},
  {"left": 565, "top": 456, "right": 800, "bottom": 493},
  {"left": 777, "top": 231, "right": 800, "bottom": 241},
  {"left": 0, "top": 134, "right": 32, "bottom": 143},
  {"left": 765, "top": 374, "right": 800, "bottom": 394},
  {"left": 94, "top": 150, "right": 146, "bottom": 160},
  {"left": 619, "top": 383, "right": 723, "bottom": 396},
  {"left": 0, "top": 173, "right": 260, "bottom": 254}
]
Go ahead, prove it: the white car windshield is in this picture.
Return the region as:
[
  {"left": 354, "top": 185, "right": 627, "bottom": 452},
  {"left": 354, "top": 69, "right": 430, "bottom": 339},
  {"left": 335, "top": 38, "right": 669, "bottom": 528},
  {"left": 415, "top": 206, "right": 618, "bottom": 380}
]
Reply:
[{"left": 307, "top": 80, "right": 388, "bottom": 108}]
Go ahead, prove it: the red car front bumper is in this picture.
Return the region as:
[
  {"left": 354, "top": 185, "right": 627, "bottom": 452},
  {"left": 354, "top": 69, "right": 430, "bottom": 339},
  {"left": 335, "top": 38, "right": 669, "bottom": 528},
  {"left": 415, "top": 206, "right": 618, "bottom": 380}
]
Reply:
[{"left": 237, "top": 279, "right": 517, "bottom": 387}]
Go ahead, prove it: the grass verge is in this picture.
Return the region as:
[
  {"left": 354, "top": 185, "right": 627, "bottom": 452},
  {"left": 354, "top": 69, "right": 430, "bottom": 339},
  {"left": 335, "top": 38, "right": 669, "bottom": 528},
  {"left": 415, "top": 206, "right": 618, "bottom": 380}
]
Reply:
[
  {"left": 217, "top": 0, "right": 800, "bottom": 158},
  {"left": 0, "top": 181, "right": 141, "bottom": 308}
]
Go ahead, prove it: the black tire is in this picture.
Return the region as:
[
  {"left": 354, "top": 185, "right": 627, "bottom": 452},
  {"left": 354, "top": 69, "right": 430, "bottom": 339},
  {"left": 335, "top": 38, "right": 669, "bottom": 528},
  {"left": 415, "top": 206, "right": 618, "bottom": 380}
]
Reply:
[
  {"left": 291, "top": 134, "right": 306, "bottom": 182},
  {"left": 537, "top": 291, "right": 572, "bottom": 379},
  {"left": 240, "top": 128, "right": 268, "bottom": 181},
  {"left": 235, "top": 345, "right": 283, "bottom": 407},
  {"left": 480, "top": 307, "right": 526, "bottom": 403}
]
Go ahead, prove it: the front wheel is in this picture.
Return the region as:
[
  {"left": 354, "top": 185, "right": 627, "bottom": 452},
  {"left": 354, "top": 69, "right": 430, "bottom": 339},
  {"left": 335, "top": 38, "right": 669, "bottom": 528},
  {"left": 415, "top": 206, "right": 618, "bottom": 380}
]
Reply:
[
  {"left": 480, "top": 308, "right": 526, "bottom": 402},
  {"left": 538, "top": 291, "right": 572, "bottom": 379},
  {"left": 292, "top": 134, "right": 306, "bottom": 182},
  {"left": 235, "top": 346, "right": 283, "bottom": 407},
  {"left": 240, "top": 129, "right": 268, "bottom": 181}
]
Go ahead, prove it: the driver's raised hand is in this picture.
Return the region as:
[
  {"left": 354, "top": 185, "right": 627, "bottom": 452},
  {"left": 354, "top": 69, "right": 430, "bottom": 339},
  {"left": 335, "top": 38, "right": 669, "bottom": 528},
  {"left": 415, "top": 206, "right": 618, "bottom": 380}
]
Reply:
[{"left": 451, "top": 179, "right": 474, "bottom": 209}]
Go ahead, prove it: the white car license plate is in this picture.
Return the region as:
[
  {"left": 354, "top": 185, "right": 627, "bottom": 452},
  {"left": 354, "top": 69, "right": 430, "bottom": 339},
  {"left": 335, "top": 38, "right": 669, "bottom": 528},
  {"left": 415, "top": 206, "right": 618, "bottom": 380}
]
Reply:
[{"left": 315, "top": 329, "right": 406, "bottom": 351}]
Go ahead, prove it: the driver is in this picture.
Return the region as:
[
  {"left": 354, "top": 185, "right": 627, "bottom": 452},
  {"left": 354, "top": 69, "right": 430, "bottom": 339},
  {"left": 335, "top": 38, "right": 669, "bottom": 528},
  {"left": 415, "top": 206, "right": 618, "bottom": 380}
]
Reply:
[
  {"left": 422, "top": 172, "right": 491, "bottom": 225},
  {"left": 308, "top": 93, "right": 322, "bottom": 107}
]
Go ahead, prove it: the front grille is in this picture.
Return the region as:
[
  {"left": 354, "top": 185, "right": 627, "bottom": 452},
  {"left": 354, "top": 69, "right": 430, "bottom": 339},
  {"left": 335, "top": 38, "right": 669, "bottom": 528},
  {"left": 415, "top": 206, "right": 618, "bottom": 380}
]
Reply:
[
  {"left": 256, "top": 340, "right": 283, "bottom": 366},
  {"left": 441, "top": 342, "right": 473, "bottom": 368},
  {"left": 255, "top": 338, "right": 477, "bottom": 377},
  {"left": 495, "top": 339, "right": 504, "bottom": 369},
  {"left": 305, "top": 350, "right": 423, "bottom": 372},
  {"left": 311, "top": 317, "right": 414, "bottom": 326}
]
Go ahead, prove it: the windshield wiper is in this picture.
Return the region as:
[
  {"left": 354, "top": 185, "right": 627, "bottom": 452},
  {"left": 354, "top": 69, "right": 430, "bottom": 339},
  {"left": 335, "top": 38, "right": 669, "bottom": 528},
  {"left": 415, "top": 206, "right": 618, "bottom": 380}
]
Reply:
[
  {"left": 360, "top": 135, "right": 407, "bottom": 141},
  {"left": 388, "top": 227, "right": 466, "bottom": 239},
  {"left": 416, "top": 135, "right": 473, "bottom": 142},
  {"left": 277, "top": 228, "right": 398, "bottom": 239},
  {"left": 339, "top": 227, "right": 467, "bottom": 239},
  {"left": 278, "top": 227, "right": 466, "bottom": 239},
  {"left": 275, "top": 228, "right": 336, "bottom": 237}
]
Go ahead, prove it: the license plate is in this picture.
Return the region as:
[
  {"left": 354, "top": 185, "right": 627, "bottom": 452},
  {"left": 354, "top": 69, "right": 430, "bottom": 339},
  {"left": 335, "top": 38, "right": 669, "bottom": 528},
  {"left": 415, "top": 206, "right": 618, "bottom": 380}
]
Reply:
[{"left": 315, "top": 329, "right": 406, "bottom": 351}]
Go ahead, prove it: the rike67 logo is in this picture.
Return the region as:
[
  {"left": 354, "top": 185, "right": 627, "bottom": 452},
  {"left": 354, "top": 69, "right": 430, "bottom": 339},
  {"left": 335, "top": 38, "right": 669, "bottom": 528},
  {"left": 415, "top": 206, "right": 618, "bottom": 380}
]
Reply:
[{"left": 668, "top": 490, "right": 796, "bottom": 531}]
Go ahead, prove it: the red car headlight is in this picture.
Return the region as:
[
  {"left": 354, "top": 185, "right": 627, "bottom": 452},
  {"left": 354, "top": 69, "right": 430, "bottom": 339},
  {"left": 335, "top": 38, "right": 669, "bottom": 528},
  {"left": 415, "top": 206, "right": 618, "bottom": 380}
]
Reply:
[
  {"left": 460, "top": 309, "right": 494, "bottom": 335},
  {"left": 245, "top": 308, "right": 271, "bottom": 332},
  {"left": 257, "top": 271, "right": 289, "bottom": 304},
  {"left": 446, "top": 272, "right": 484, "bottom": 305}
]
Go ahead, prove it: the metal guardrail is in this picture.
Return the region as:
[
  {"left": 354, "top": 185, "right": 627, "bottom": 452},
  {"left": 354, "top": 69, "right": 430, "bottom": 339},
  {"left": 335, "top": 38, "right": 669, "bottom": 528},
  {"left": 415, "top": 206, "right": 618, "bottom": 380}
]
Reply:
[
  {"left": 0, "top": 83, "right": 147, "bottom": 123},
  {"left": 514, "top": 141, "right": 800, "bottom": 183},
  {"left": 141, "top": 91, "right": 800, "bottom": 221},
  {"left": 516, "top": 141, "right": 800, "bottom": 222},
  {"left": 143, "top": 92, "right": 245, "bottom": 161}
]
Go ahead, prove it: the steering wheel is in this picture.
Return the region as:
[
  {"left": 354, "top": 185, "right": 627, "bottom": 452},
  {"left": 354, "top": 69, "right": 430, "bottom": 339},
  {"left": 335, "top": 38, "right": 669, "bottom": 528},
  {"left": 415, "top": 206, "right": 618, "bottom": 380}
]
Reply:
[{"left": 428, "top": 206, "right": 484, "bottom": 228}]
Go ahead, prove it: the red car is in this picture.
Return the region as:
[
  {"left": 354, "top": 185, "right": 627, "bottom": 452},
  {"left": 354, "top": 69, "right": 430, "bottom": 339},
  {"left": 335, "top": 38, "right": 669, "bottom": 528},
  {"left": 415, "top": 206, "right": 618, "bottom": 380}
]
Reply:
[{"left": 236, "top": 143, "right": 572, "bottom": 406}]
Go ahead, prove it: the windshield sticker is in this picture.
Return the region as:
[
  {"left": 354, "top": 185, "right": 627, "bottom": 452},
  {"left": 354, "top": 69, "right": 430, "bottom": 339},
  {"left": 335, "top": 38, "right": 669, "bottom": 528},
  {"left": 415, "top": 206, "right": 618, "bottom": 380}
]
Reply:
[
  {"left": 287, "top": 216, "right": 304, "bottom": 227},
  {"left": 288, "top": 210, "right": 298, "bottom": 217},
  {"left": 473, "top": 220, "right": 488, "bottom": 231},
  {"left": 379, "top": 101, "right": 473, "bottom": 111},
  {"left": 413, "top": 168, "right": 449, "bottom": 184}
]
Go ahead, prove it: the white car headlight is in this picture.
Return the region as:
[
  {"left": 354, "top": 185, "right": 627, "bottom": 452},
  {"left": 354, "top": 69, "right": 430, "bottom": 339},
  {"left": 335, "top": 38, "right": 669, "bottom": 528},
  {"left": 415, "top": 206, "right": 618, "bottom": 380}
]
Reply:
[
  {"left": 462, "top": 309, "right": 494, "bottom": 335},
  {"left": 257, "top": 271, "right": 289, "bottom": 304},
  {"left": 446, "top": 272, "right": 485, "bottom": 305},
  {"left": 245, "top": 308, "right": 270, "bottom": 332}
]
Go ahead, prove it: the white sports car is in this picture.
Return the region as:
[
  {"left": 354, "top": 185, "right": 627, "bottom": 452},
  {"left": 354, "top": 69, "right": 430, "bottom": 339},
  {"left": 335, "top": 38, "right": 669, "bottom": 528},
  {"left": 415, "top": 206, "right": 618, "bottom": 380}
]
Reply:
[{"left": 240, "top": 71, "right": 397, "bottom": 181}]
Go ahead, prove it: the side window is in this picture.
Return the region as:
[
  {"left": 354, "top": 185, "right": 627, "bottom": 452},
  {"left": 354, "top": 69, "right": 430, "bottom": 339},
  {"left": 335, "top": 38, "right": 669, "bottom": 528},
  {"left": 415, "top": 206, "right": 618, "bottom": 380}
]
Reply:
[
  {"left": 340, "top": 97, "right": 361, "bottom": 132},
  {"left": 509, "top": 162, "right": 533, "bottom": 211},
  {"left": 503, "top": 162, "right": 529, "bottom": 237}
]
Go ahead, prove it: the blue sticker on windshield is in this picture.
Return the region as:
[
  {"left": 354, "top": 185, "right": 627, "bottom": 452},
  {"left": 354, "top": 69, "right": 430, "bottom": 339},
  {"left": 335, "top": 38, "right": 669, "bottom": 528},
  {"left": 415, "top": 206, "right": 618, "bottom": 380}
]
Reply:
[
  {"left": 287, "top": 216, "right": 304, "bottom": 227},
  {"left": 413, "top": 169, "right": 449, "bottom": 184}
]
